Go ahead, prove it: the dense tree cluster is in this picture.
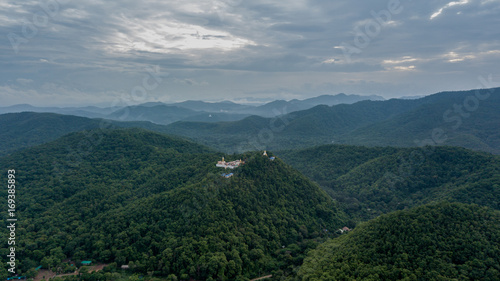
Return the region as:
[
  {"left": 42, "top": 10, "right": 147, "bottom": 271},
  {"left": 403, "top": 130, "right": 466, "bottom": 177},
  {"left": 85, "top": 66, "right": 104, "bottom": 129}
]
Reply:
[
  {"left": 279, "top": 144, "right": 500, "bottom": 222},
  {"left": 1, "top": 121, "right": 499, "bottom": 281},
  {"left": 299, "top": 202, "right": 500, "bottom": 281},
  {"left": 0, "top": 129, "right": 344, "bottom": 280}
]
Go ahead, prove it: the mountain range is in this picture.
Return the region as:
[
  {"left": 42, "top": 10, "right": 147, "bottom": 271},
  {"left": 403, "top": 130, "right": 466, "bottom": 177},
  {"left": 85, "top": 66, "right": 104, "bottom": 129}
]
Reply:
[
  {"left": 164, "top": 88, "right": 500, "bottom": 154},
  {"left": 1, "top": 88, "right": 499, "bottom": 157},
  {"left": 0, "top": 87, "right": 499, "bottom": 280},
  {"left": 0, "top": 93, "right": 384, "bottom": 124}
]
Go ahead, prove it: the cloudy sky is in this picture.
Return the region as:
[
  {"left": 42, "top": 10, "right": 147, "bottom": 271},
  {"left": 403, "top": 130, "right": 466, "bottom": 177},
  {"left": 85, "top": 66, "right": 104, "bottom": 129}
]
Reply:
[{"left": 1, "top": 0, "right": 500, "bottom": 106}]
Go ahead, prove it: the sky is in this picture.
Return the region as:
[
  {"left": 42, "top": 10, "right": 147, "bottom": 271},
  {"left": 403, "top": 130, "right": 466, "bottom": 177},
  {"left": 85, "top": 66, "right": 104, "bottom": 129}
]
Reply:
[{"left": 1, "top": 0, "right": 500, "bottom": 107}]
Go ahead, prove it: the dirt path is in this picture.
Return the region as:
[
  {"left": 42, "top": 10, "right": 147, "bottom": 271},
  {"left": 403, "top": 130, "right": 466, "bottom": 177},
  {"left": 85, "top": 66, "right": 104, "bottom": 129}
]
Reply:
[
  {"left": 250, "top": 275, "right": 272, "bottom": 281},
  {"left": 52, "top": 272, "right": 78, "bottom": 278},
  {"left": 33, "top": 264, "right": 107, "bottom": 280},
  {"left": 34, "top": 270, "right": 56, "bottom": 281},
  {"left": 88, "top": 264, "right": 106, "bottom": 273}
]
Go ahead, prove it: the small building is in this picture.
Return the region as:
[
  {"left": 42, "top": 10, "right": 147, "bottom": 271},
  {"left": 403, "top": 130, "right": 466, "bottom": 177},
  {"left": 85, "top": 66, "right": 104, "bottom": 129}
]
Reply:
[
  {"left": 222, "top": 173, "right": 234, "bottom": 178},
  {"left": 81, "top": 261, "right": 92, "bottom": 266},
  {"left": 121, "top": 265, "right": 130, "bottom": 270},
  {"left": 216, "top": 157, "right": 244, "bottom": 169},
  {"left": 216, "top": 157, "right": 226, "bottom": 168},
  {"left": 269, "top": 156, "right": 276, "bottom": 161},
  {"left": 338, "top": 226, "right": 352, "bottom": 233}
]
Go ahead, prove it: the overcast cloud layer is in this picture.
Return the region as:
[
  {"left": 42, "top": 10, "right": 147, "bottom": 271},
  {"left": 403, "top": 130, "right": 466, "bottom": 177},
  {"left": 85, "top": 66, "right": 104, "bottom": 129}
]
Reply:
[{"left": 1, "top": 0, "right": 500, "bottom": 106}]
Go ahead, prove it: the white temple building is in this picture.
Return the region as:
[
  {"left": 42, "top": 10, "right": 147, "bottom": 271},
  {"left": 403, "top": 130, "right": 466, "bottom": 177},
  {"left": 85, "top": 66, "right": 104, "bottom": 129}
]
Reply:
[{"left": 216, "top": 157, "right": 244, "bottom": 169}]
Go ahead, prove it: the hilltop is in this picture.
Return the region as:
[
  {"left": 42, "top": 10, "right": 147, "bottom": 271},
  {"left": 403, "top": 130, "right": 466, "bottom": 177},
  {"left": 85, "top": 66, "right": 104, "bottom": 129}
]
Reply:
[{"left": 0, "top": 129, "right": 344, "bottom": 280}]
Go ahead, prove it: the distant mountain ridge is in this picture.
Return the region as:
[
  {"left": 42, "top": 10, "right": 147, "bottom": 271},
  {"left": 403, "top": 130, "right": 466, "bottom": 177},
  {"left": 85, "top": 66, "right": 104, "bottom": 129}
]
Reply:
[
  {"left": 106, "top": 104, "right": 199, "bottom": 124},
  {"left": 2, "top": 88, "right": 498, "bottom": 155},
  {"left": 0, "top": 93, "right": 385, "bottom": 122},
  {"left": 0, "top": 112, "right": 171, "bottom": 156},
  {"left": 103, "top": 93, "right": 385, "bottom": 121},
  {"left": 0, "top": 103, "right": 119, "bottom": 118},
  {"left": 338, "top": 88, "right": 500, "bottom": 154},
  {"left": 164, "top": 88, "right": 500, "bottom": 154},
  {"left": 171, "top": 100, "right": 253, "bottom": 112},
  {"left": 238, "top": 93, "right": 385, "bottom": 117}
]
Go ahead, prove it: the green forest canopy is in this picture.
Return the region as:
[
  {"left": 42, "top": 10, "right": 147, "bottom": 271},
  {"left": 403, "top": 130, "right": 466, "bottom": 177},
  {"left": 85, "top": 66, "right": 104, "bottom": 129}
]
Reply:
[
  {"left": 0, "top": 129, "right": 345, "bottom": 280},
  {"left": 278, "top": 144, "right": 500, "bottom": 222},
  {"left": 299, "top": 202, "right": 500, "bottom": 281}
]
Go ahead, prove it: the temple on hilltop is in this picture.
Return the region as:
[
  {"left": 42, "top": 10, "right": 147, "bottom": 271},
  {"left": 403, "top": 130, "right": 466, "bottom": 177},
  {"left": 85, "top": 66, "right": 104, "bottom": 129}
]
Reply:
[
  {"left": 216, "top": 157, "right": 244, "bottom": 169},
  {"left": 263, "top": 151, "right": 275, "bottom": 161}
]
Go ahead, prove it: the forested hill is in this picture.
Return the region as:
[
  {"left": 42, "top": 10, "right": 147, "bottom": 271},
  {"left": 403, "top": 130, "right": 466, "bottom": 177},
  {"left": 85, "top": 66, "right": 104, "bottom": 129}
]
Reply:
[
  {"left": 338, "top": 87, "right": 500, "bottom": 154},
  {"left": 0, "top": 112, "right": 104, "bottom": 156},
  {"left": 164, "top": 88, "right": 500, "bottom": 154},
  {"left": 0, "top": 129, "right": 345, "bottom": 280},
  {"left": 106, "top": 104, "right": 199, "bottom": 124},
  {"left": 0, "top": 112, "right": 172, "bottom": 157},
  {"left": 278, "top": 144, "right": 500, "bottom": 222},
  {"left": 299, "top": 202, "right": 500, "bottom": 280},
  {"left": 164, "top": 97, "right": 421, "bottom": 152}
]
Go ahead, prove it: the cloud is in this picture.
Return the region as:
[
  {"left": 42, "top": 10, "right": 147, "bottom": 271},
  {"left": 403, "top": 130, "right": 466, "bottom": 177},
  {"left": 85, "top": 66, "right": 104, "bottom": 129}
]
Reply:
[
  {"left": 100, "top": 15, "right": 256, "bottom": 55},
  {"left": 16, "top": 78, "right": 34, "bottom": 85},
  {"left": 383, "top": 57, "right": 419, "bottom": 65},
  {"left": 170, "top": 78, "right": 209, "bottom": 86},
  {"left": 392, "top": 65, "right": 416, "bottom": 71},
  {"left": 443, "top": 51, "right": 476, "bottom": 62},
  {"left": 0, "top": 0, "right": 499, "bottom": 105},
  {"left": 430, "top": 0, "right": 469, "bottom": 20},
  {"left": 322, "top": 58, "right": 336, "bottom": 64}
]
